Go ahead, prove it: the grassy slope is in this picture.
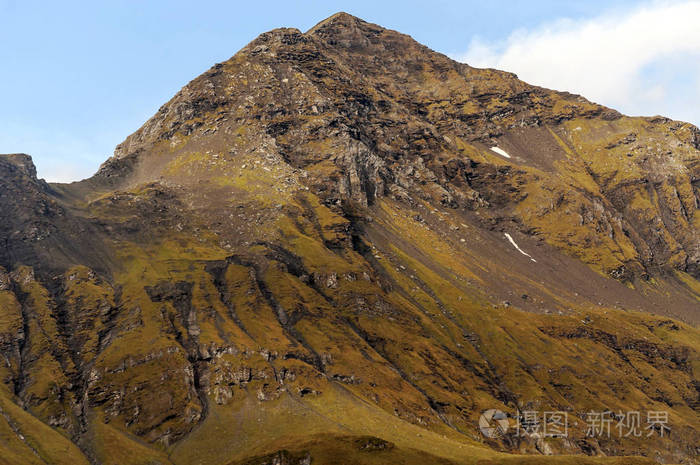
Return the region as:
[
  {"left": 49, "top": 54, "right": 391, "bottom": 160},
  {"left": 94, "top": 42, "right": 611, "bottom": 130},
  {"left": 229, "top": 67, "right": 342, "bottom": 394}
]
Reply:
[{"left": 0, "top": 387, "right": 90, "bottom": 465}]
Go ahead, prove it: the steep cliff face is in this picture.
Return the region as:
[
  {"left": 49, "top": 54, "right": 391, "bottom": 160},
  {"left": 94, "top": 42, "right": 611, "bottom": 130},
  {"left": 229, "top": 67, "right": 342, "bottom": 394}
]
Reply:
[{"left": 0, "top": 12, "right": 698, "bottom": 465}]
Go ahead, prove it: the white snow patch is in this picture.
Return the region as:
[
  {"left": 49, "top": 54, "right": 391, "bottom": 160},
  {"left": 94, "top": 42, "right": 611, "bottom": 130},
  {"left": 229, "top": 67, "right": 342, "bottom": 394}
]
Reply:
[
  {"left": 504, "top": 233, "right": 537, "bottom": 262},
  {"left": 490, "top": 146, "right": 511, "bottom": 158}
]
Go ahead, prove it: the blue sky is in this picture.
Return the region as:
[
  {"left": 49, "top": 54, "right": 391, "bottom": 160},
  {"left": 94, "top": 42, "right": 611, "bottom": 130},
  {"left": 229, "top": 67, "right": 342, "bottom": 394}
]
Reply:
[{"left": 1, "top": 0, "right": 696, "bottom": 182}]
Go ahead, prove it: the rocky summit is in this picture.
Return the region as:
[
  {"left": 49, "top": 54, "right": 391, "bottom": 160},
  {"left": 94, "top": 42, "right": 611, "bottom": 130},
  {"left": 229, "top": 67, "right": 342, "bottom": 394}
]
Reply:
[{"left": 0, "top": 12, "right": 698, "bottom": 465}]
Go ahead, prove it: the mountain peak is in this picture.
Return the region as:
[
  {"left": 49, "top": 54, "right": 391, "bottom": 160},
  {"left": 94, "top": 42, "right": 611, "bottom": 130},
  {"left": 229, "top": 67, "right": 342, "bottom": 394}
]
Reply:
[
  {"left": 308, "top": 11, "right": 366, "bottom": 32},
  {"left": 308, "top": 11, "right": 388, "bottom": 49}
]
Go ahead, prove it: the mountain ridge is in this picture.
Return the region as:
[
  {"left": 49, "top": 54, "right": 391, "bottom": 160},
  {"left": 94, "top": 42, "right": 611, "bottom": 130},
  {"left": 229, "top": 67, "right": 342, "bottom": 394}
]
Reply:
[
  {"left": 0, "top": 12, "right": 698, "bottom": 465},
  {"left": 77, "top": 12, "right": 700, "bottom": 285}
]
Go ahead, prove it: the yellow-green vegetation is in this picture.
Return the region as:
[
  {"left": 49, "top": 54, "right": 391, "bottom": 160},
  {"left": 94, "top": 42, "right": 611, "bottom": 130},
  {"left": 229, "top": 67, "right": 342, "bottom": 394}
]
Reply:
[
  {"left": 0, "top": 387, "right": 90, "bottom": 465},
  {"left": 88, "top": 420, "right": 175, "bottom": 465}
]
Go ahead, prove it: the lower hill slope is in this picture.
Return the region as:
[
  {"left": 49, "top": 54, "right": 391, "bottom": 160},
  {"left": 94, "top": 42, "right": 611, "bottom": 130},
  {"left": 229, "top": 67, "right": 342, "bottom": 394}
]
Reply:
[{"left": 0, "top": 152, "right": 697, "bottom": 464}]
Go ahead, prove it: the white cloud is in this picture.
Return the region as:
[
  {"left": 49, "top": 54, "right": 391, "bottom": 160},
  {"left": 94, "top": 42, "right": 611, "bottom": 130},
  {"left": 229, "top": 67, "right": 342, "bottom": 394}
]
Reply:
[{"left": 455, "top": 0, "right": 700, "bottom": 126}]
